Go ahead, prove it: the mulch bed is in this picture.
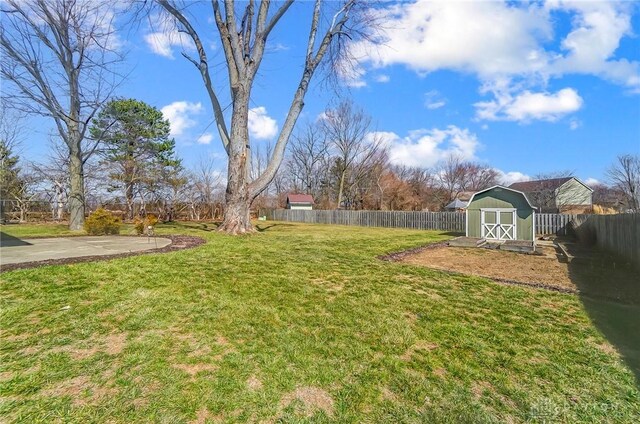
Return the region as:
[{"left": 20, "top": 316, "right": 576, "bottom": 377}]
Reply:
[
  {"left": 0, "top": 235, "right": 205, "bottom": 273},
  {"left": 378, "top": 242, "right": 579, "bottom": 295}
]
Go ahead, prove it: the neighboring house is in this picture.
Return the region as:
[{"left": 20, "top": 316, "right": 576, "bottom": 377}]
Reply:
[
  {"left": 509, "top": 177, "right": 593, "bottom": 213},
  {"left": 444, "top": 198, "right": 468, "bottom": 211},
  {"left": 286, "top": 194, "right": 314, "bottom": 210},
  {"left": 444, "top": 191, "right": 475, "bottom": 211}
]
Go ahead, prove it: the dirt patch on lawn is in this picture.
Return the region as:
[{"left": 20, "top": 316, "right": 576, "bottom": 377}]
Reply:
[
  {"left": 173, "top": 363, "right": 218, "bottom": 376},
  {"left": 247, "top": 375, "right": 263, "bottom": 391},
  {"left": 0, "top": 235, "right": 205, "bottom": 273},
  {"left": 399, "top": 244, "right": 577, "bottom": 293},
  {"left": 394, "top": 241, "right": 639, "bottom": 303},
  {"left": 400, "top": 340, "right": 439, "bottom": 361},
  {"left": 41, "top": 375, "right": 117, "bottom": 406},
  {"left": 103, "top": 332, "right": 127, "bottom": 355},
  {"left": 279, "top": 386, "right": 335, "bottom": 418},
  {"left": 49, "top": 332, "right": 128, "bottom": 360}
]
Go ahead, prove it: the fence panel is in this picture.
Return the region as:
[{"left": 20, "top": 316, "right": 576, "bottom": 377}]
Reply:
[
  {"left": 264, "top": 209, "right": 466, "bottom": 232},
  {"left": 572, "top": 213, "right": 639, "bottom": 268},
  {"left": 535, "top": 213, "right": 576, "bottom": 236},
  {"left": 263, "top": 209, "right": 599, "bottom": 237}
]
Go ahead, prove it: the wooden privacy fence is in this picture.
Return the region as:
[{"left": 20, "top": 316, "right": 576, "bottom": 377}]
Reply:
[
  {"left": 572, "top": 213, "right": 640, "bottom": 268},
  {"left": 536, "top": 213, "right": 576, "bottom": 236},
  {"left": 263, "top": 209, "right": 639, "bottom": 267},
  {"left": 262, "top": 209, "right": 466, "bottom": 232},
  {"left": 262, "top": 209, "right": 621, "bottom": 237}
]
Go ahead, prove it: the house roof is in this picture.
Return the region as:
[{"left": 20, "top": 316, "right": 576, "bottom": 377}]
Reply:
[
  {"left": 455, "top": 191, "right": 476, "bottom": 201},
  {"left": 466, "top": 185, "right": 537, "bottom": 209},
  {"left": 287, "top": 194, "right": 314, "bottom": 204},
  {"left": 509, "top": 177, "right": 573, "bottom": 192},
  {"left": 445, "top": 198, "right": 468, "bottom": 209}
]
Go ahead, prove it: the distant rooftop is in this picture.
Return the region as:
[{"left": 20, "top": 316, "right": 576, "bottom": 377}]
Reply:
[
  {"left": 445, "top": 198, "right": 468, "bottom": 209},
  {"left": 287, "top": 194, "right": 314, "bottom": 204},
  {"left": 509, "top": 177, "right": 573, "bottom": 192}
]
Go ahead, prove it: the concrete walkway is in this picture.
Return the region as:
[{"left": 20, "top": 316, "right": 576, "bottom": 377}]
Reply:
[{"left": 0, "top": 236, "right": 172, "bottom": 265}]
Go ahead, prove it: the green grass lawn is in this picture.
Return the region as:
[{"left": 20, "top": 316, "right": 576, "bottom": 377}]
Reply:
[{"left": 1, "top": 222, "right": 638, "bottom": 423}]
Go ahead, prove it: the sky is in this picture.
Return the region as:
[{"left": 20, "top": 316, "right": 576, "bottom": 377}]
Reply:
[{"left": 12, "top": 0, "right": 640, "bottom": 186}]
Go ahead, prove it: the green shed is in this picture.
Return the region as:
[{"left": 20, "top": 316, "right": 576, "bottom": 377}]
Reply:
[{"left": 466, "top": 185, "right": 536, "bottom": 242}]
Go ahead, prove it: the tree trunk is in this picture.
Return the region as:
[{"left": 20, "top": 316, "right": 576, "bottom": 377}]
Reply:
[
  {"left": 219, "top": 191, "right": 253, "bottom": 234},
  {"left": 337, "top": 170, "right": 347, "bottom": 209},
  {"left": 218, "top": 142, "right": 254, "bottom": 233},
  {"left": 125, "top": 182, "right": 134, "bottom": 221},
  {"left": 218, "top": 89, "right": 256, "bottom": 234},
  {"left": 55, "top": 182, "right": 64, "bottom": 221},
  {"left": 19, "top": 203, "right": 26, "bottom": 223},
  {"left": 68, "top": 149, "right": 85, "bottom": 231}
]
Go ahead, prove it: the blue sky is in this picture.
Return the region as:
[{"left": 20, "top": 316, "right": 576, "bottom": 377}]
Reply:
[{"left": 19, "top": 0, "right": 640, "bottom": 186}]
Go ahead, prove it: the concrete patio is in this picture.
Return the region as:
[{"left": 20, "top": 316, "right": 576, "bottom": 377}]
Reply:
[{"left": 0, "top": 234, "right": 171, "bottom": 265}]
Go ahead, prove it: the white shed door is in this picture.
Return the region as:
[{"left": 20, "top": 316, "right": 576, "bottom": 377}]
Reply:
[{"left": 481, "top": 209, "right": 516, "bottom": 240}]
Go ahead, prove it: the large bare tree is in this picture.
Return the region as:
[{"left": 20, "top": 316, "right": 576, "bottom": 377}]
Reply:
[
  {"left": 286, "top": 121, "right": 329, "bottom": 197},
  {"left": 156, "top": 0, "right": 364, "bottom": 234},
  {"left": 607, "top": 154, "right": 640, "bottom": 212},
  {"left": 321, "top": 101, "right": 383, "bottom": 209},
  {"left": 1, "top": 0, "right": 123, "bottom": 230}
]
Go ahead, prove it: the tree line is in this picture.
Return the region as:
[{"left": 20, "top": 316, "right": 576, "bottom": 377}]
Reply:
[
  {"left": 2, "top": 96, "right": 639, "bottom": 224},
  {"left": 1, "top": 1, "right": 638, "bottom": 230}
]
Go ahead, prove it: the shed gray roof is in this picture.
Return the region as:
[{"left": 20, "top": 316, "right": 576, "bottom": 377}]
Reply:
[{"left": 445, "top": 198, "right": 468, "bottom": 209}]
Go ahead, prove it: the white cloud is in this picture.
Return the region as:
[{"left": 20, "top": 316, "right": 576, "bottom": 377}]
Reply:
[
  {"left": 349, "top": 1, "right": 551, "bottom": 78},
  {"left": 547, "top": 1, "right": 640, "bottom": 89},
  {"left": 145, "top": 31, "right": 195, "bottom": 59},
  {"left": 424, "top": 90, "right": 447, "bottom": 110},
  {"left": 315, "top": 111, "right": 329, "bottom": 122},
  {"left": 475, "top": 88, "right": 583, "bottom": 122},
  {"left": 569, "top": 118, "right": 581, "bottom": 130},
  {"left": 426, "top": 101, "right": 446, "bottom": 110},
  {"left": 374, "top": 126, "right": 480, "bottom": 168},
  {"left": 339, "top": 64, "right": 367, "bottom": 88},
  {"left": 496, "top": 170, "right": 531, "bottom": 186},
  {"left": 196, "top": 133, "right": 214, "bottom": 145},
  {"left": 374, "top": 74, "right": 390, "bottom": 83},
  {"left": 270, "top": 43, "right": 290, "bottom": 52},
  {"left": 346, "top": 0, "right": 639, "bottom": 122},
  {"left": 144, "top": 16, "right": 195, "bottom": 59},
  {"left": 248, "top": 107, "right": 278, "bottom": 140},
  {"left": 585, "top": 177, "right": 600, "bottom": 187},
  {"left": 351, "top": 1, "right": 639, "bottom": 89},
  {"left": 161, "top": 101, "right": 203, "bottom": 137}
]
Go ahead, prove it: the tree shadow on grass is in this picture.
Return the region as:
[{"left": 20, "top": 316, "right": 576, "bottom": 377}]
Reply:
[
  {"left": 255, "top": 223, "right": 294, "bottom": 232},
  {"left": 565, "top": 242, "right": 640, "bottom": 387},
  {"left": 161, "top": 221, "right": 221, "bottom": 232}
]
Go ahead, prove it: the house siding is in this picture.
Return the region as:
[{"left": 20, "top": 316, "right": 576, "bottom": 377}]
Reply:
[
  {"left": 556, "top": 179, "right": 592, "bottom": 208},
  {"left": 287, "top": 204, "right": 313, "bottom": 210},
  {"left": 467, "top": 189, "right": 534, "bottom": 241}
]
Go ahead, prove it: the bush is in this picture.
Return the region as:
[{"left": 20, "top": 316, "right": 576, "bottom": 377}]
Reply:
[
  {"left": 84, "top": 208, "right": 121, "bottom": 235},
  {"left": 134, "top": 213, "right": 159, "bottom": 235}
]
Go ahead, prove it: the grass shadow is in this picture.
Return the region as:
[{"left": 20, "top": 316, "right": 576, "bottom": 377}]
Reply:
[
  {"left": 565, "top": 242, "right": 640, "bottom": 387},
  {"left": 255, "top": 223, "right": 294, "bottom": 232},
  {"left": 0, "top": 232, "right": 32, "bottom": 247},
  {"left": 161, "top": 221, "right": 221, "bottom": 232},
  {"left": 439, "top": 231, "right": 465, "bottom": 237}
]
